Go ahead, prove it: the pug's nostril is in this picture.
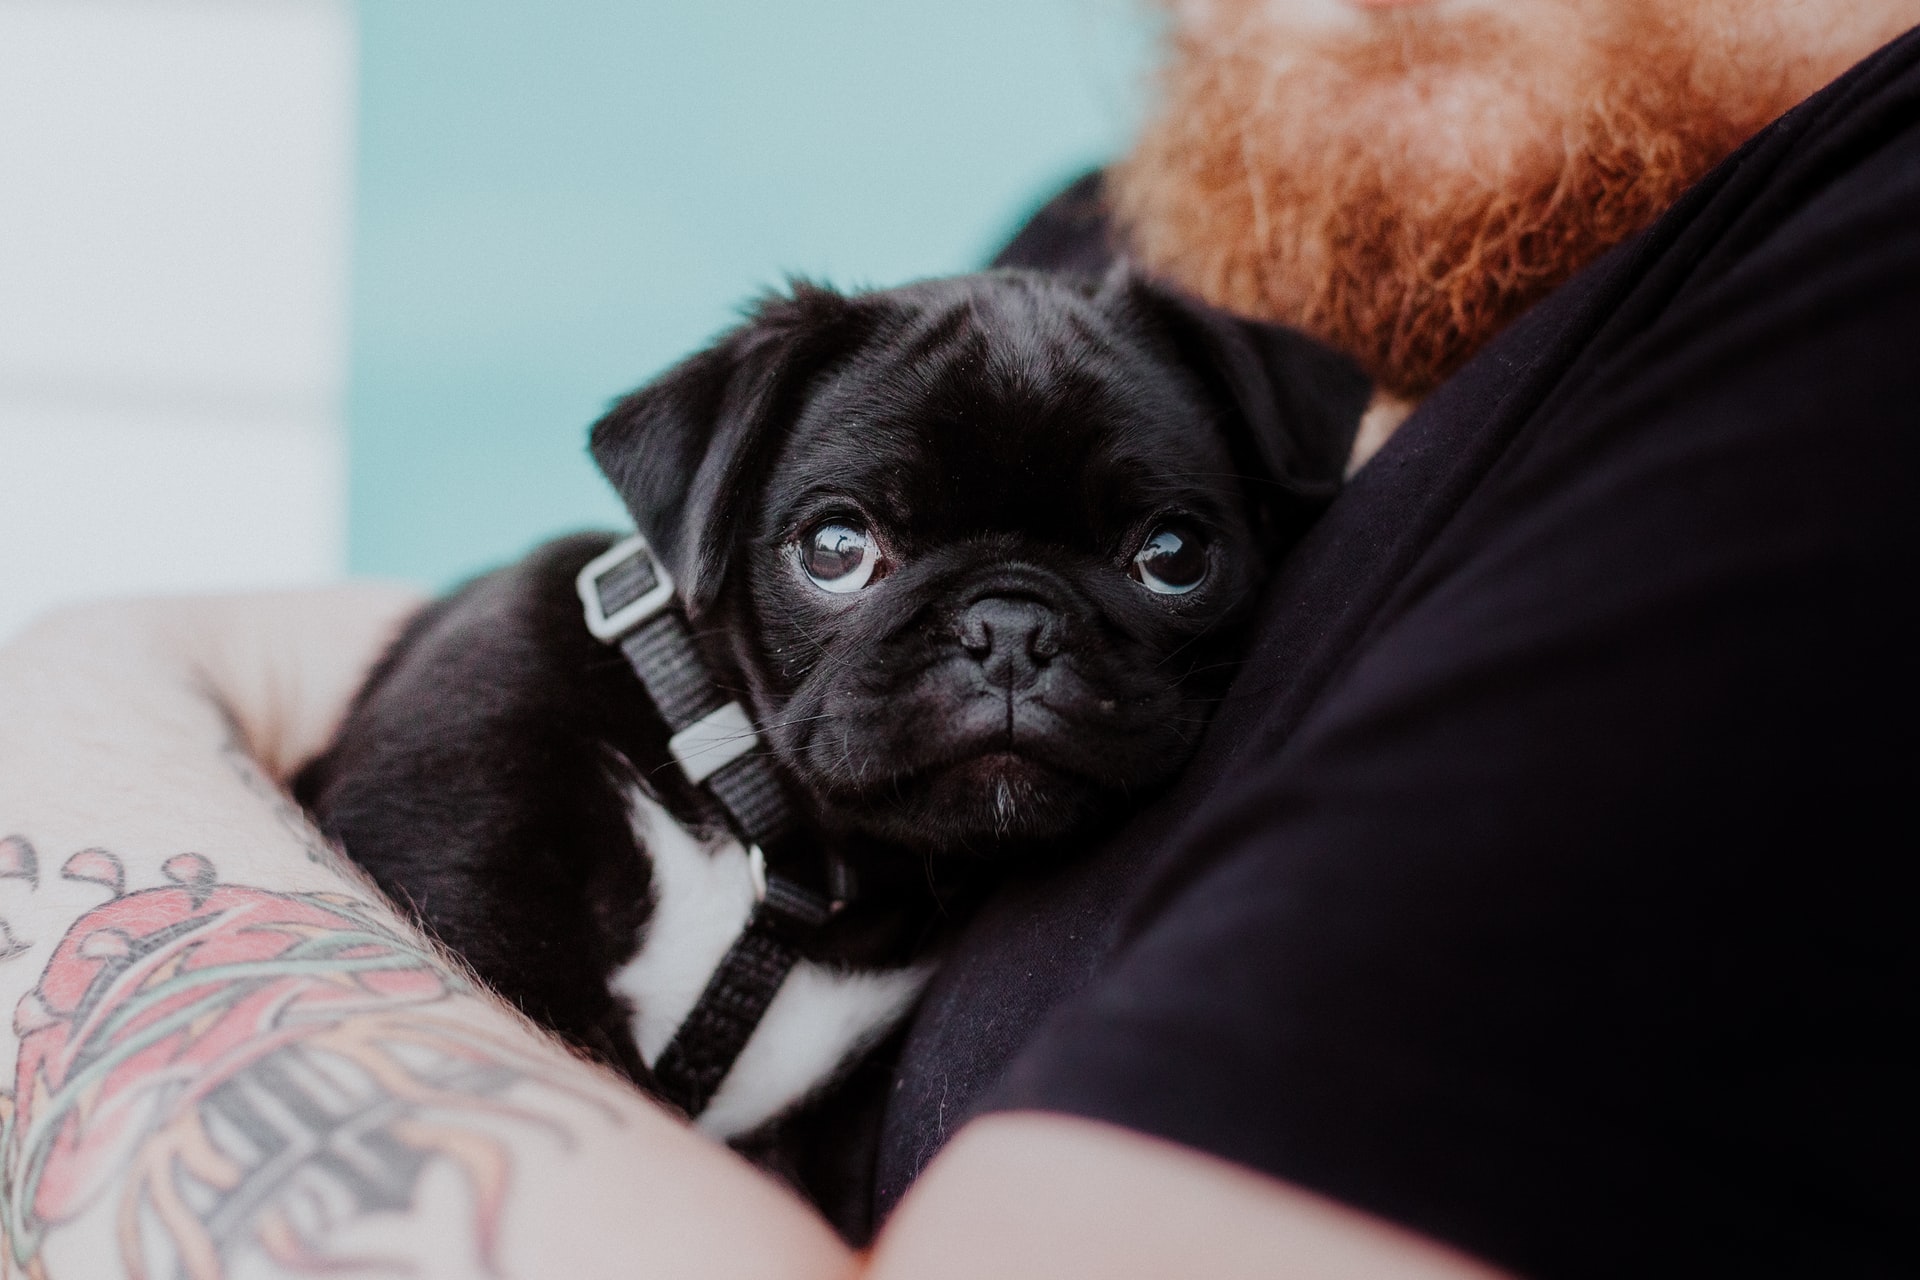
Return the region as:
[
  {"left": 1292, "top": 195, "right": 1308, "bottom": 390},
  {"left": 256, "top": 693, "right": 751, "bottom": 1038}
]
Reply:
[
  {"left": 1029, "top": 624, "right": 1061, "bottom": 662},
  {"left": 958, "top": 597, "right": 1059, "bottom": 688}
]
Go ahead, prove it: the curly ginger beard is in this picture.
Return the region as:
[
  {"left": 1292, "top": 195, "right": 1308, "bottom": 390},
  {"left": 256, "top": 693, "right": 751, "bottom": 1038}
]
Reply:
[{"left": 1112, "top": 0, "right": 1801, "bottom": 398}]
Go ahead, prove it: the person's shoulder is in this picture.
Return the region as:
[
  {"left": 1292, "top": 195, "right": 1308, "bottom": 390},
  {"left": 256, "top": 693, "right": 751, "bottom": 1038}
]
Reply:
[
  {"left": 1529, "top": 25, "right": 1920, "bottom": 475},
  {"left": 1682, "top": 26, "right": 1920, "bottom": 307}
]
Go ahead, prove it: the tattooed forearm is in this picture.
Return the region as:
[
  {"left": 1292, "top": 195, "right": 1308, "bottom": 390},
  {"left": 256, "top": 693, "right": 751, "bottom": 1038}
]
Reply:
[
  {"left": 0, "top": 843, "right": 609, "bottom": 1280},
  {"left": 212, "top": 714, "right": 345, "bottom": 873},
  {"left": 0, "top": 838, "right": 37, "bottom": 963}
]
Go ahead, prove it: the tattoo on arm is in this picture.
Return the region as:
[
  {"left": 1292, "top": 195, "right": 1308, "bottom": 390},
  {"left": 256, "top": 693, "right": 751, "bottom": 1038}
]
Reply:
[{"left": 0, "top": 840, "right": 610, "bottom": 1280}]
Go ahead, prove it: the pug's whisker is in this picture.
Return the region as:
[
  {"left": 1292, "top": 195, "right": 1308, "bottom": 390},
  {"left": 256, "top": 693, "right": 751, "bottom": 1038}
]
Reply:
[{"left": 1177, "top": 657, "right": 1255, "bottom": 680}]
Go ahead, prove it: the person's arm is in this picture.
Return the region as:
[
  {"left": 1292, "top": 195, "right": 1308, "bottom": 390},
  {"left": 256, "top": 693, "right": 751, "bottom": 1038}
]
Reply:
[
  {"left": 878, "top": 1114, "right": 1505, "bottom": 1280},
  {"left": 0, "top": 595, "right": 847, "bottom": 1280},
  {"left": 0, "top": 593, "right": 1494, "bottom": 1280}
]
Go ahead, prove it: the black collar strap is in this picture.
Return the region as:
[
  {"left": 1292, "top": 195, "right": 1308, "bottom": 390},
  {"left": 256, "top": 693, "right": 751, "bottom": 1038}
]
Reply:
[{"left": 578, "top": 534, "right": 851, "bottom": 1118}]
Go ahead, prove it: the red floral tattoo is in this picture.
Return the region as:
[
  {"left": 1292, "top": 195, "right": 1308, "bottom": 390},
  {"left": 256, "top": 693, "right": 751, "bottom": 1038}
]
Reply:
[{"left": 1, "top": 841, "right": 591, "bottom": 1280}]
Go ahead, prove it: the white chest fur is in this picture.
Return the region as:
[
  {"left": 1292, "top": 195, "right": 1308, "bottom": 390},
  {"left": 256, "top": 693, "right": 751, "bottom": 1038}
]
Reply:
[{"left": 607, "top": 785, "right": 932, "bottom": 1140}]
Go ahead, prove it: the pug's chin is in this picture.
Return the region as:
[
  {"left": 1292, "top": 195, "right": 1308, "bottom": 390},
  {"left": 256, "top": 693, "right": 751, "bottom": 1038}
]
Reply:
[{"left": 823, "top": 750, "right": 1111, "bottom": 854}]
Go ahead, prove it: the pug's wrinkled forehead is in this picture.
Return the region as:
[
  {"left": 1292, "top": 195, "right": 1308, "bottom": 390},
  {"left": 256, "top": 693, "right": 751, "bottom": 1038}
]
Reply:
[
  {"left": 758, "top": 280, "right": 1252, "bottom": 563},
  {"left": 590, "top": 269, "right": 1369, "bottom": 619}
]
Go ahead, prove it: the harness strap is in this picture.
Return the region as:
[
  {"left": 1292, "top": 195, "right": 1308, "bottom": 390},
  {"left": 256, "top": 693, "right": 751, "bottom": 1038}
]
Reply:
[
  {"left": 649, "top": 865, "right": 834, "bottom": 1116},
  {"left": 578, "top": 535, "right": 846, "bottom": 1118}
]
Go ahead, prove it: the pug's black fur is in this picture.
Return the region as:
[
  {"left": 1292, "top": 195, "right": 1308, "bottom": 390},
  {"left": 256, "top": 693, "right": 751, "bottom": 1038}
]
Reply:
[{"left": 295, "top": 268, "right": 1366, "bottom": 1222}]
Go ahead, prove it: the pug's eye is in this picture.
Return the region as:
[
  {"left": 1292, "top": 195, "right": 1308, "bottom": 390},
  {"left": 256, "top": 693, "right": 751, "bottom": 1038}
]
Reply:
[
  {"left": 799, "top": 520, "right": 880, "bottom": 593},
  {"left": 1130, "top": 524, "right": 1208, "bottom": 595}
]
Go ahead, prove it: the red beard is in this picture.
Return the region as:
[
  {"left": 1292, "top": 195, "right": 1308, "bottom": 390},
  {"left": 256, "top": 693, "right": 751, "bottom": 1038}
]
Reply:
[{"left": 1112, "top": 2, "right": 1781, "bottom": 396}]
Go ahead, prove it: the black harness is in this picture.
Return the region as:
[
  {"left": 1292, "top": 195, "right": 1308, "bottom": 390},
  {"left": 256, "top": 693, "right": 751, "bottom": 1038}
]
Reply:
[{"left": 577, "top": 535, "right": 851, "bottom": 1118}]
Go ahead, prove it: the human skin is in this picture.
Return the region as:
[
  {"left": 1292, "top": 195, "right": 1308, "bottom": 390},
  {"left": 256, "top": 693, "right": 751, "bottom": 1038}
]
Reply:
[{"left": 4, "top": 3, "right": 1917, "bottom": 1276}]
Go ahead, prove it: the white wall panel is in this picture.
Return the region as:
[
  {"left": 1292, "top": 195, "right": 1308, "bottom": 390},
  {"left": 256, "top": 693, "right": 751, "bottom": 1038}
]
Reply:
[
  {"left": 0, "top": 409, "right": 344, "bottom": 639},
  {"left": 0, "top": 0, "right": 354, "bottom": 640}
]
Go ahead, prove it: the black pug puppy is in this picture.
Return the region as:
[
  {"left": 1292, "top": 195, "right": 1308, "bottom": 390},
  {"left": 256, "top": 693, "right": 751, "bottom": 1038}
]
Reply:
[{"left": 295, "top": 268, "right": 1366, "bottom": 1190}]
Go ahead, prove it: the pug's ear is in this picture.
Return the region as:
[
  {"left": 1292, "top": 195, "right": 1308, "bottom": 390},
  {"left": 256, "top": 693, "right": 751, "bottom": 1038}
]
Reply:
[
  {"left": 590, "top": 282, "right": 869, "bottom": 616},
  {"left": 1114, "top": 270, "right": 1372, "bottom": 526}
]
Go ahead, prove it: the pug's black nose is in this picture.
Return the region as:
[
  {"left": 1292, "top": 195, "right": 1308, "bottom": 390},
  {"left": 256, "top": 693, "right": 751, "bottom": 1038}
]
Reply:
[{"left": 959, "top": 597, "right": 1061, "bottom": 689}]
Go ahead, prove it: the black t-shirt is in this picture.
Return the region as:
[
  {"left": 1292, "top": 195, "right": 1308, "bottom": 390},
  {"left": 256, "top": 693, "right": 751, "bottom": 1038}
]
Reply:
[{"left": 876, "top": 27, "right": 1920, "bottom": 1278}]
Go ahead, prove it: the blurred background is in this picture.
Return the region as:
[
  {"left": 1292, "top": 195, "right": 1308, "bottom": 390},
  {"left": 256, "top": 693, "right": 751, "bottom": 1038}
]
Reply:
[{"left": 0, "top": 0, "right": 1154, "bottom": 638}]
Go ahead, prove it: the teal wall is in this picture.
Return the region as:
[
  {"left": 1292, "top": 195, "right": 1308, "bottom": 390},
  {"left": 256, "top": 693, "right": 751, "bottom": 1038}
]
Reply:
[{"left": 348, "top": 0, "right": 1156, "bottom": 585}]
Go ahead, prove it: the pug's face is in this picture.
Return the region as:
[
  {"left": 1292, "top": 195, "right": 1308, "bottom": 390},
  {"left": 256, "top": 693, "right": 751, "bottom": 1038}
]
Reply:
[{"left": 593, "top": 272, "right": 1366, "bottom": 855}]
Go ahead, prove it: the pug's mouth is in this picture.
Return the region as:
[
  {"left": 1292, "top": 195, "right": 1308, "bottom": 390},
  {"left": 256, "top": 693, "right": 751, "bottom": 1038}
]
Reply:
[
  {"left": 803, "top": 719, "right": 1122, "bottom": 851},
  {"left": 849, "top": 699, "right": 1109, "bottom": 788},
  {"left": 787, "top": 667, "right": 1191, "bottom": 849},
  {"left": 923, "top": 746, "right": 1078, "bottom": 803},
  {"left": 941, "top": 748, "right": 1054, "bottom": 781}
]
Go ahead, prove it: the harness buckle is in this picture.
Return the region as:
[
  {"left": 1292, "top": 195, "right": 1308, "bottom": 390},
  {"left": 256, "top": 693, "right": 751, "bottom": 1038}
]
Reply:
[
  {"left": 577, "top": 535, "right": 677, "bottom": 641},
  {"left": 667, "top": 702, "right": 758, "bottom": 784}
]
